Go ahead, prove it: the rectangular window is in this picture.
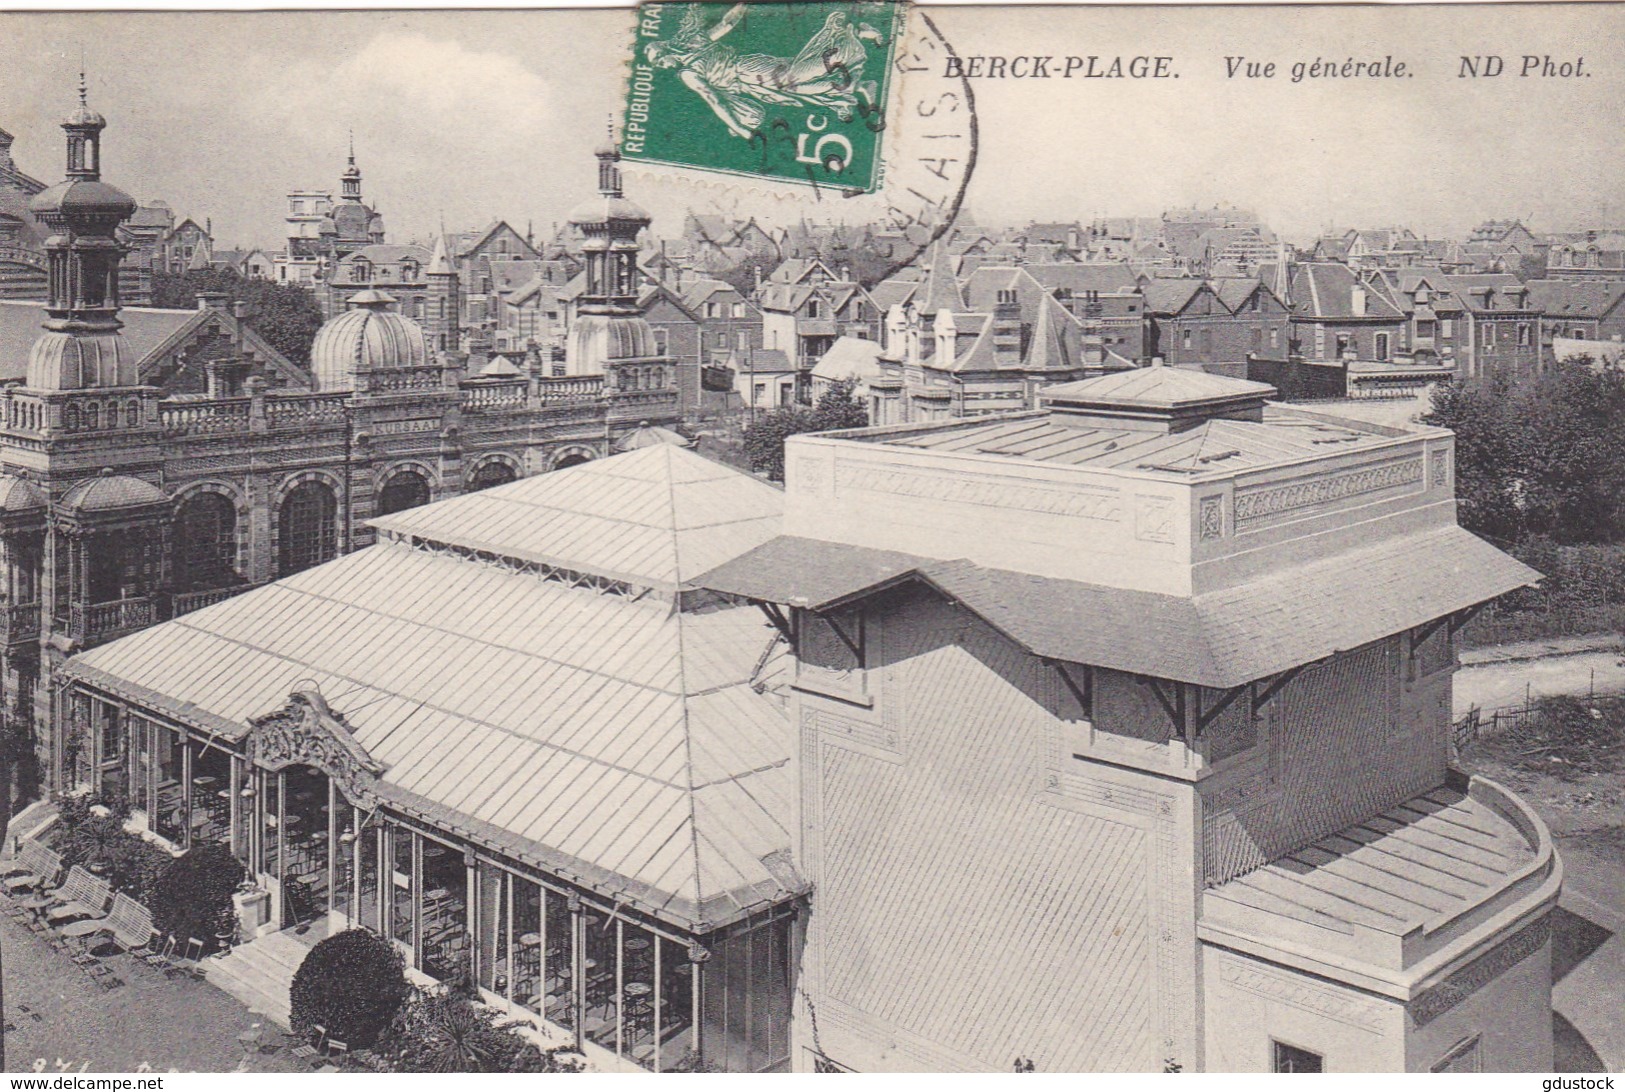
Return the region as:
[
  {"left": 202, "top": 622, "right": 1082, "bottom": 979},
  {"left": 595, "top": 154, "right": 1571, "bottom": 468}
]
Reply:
[
  {"left": 1519, "top": 323, "right": 1531, "bottom": 347},
  {"left": 1273, "top": 1042, "right": 1324, "bottom": 1073},
  {"left": 1441, "top": 318, "right": 1454, "bottom": 338},
  {"left": 1335, "top": 333, "right": 1352, "bottom": 357},
  {"left": 1483, "top": 323, "right": 1496, "bottom": 346},
  {"left": 1181, "top": 329, "right": 1192, "bottom": 350},
  {"left": 1374, "top": 333, "right": 1390, "bottom": 360}
]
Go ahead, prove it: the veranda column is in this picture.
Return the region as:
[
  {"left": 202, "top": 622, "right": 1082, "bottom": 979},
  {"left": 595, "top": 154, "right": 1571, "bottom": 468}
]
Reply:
[
  {"left": 227, "top": 756, "right": 241, "bottom": 858},
  {"left": 464, "top": 850, "right": 477, "bottom": 984},
  {"left": 568, "top": 892, "right": 584, "bottom": 1052}
]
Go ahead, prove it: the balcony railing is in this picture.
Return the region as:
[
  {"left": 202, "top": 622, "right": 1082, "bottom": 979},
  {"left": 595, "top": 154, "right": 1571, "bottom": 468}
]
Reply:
[
  {"left": 366, "top": 368, "right": 447, "bottom": 394},
  {"left": 265, "top": 392, "right": 349, "bottom": 430},
  {"left": 537, "top": 375, "right": 604, "bottom": 403},
  {"left": 68, "top": 597, "right": 155, "bottom": 646},
  {"left": 461, "top": 379, "right": 529, "bottom": 410},
  {"left": 161, "top": 398, "right": 253, "bottom": 436},
  {"left": 0, "top": 601, "right": 39, "bottom": 646}
]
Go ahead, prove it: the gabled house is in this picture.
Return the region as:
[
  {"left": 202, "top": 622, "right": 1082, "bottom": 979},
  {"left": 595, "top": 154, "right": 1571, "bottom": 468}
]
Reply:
[
  {"left": 1525, "top": 279, "right": 1625, "bottom": 348},
  {"left": 1443, "top": 274, "right": 1542, "bottom": 382}
]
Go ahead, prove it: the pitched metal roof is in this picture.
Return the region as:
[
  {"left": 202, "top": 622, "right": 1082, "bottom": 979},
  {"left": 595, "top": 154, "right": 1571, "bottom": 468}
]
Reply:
[
  {"left": 695, "top": 527, "right": 1537, "bottom": 688},
  {"left": 370, "top": 445, "right": 784, "bottom": 592},
  {"left": 68, "top": 447, "right": 798, "bottom": 932}
]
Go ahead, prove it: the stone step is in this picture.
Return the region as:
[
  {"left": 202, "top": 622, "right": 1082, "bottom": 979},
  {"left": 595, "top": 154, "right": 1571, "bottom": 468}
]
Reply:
[{"left": 204, "top": 958, "right": 292, "bottom": 1028}]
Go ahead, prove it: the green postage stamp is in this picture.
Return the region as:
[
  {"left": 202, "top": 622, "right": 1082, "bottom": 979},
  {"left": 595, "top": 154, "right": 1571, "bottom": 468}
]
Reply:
[{"left": 623, "top": 1, "right": 906, "bottom": 193}]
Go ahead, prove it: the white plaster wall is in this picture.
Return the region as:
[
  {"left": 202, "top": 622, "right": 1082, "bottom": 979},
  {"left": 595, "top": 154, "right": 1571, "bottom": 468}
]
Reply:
[
  {"left": 1201, "top": 946, "right": 1407, "bottom": 1072},
  {"left": 1403, "top": 932, "right": 1554, "bottom": 1073}
]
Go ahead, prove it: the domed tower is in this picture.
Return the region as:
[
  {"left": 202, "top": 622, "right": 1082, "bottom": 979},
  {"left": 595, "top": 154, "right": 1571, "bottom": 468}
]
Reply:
[
  {"left": 25, "top": 74, "right": 139, "bottom": 390},
  {"left": 563, "top": 128, "right": 668, "bottom": 379},
  {"left": 308, "top": 289, "right": 432, "bottom": 393}
]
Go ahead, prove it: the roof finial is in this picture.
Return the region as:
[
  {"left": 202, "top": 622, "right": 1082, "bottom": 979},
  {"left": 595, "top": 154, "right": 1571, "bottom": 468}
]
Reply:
[
  {"left": 348, "top": 128, "right": 355, "bottom": 164},
  {"left": 78, "top": 48, "right": 87, "bottom": 105}
]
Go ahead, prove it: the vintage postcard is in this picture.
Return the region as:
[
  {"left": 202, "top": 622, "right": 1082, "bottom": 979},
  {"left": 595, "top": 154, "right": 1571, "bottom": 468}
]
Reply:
[{"left": 0, "top": 0, "right": 1620, "bottom": 1077}]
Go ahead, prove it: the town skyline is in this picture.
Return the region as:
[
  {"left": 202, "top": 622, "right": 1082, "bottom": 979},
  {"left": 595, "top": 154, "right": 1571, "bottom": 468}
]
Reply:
[{"left": 1, "top": 4, "right": 1621, "bottom": 251}]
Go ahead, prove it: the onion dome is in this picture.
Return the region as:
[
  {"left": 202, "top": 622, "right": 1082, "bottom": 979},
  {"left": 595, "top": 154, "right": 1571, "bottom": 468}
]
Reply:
[
  {"left": 309, "top": 290, "right": 430, "bottom": 392},
  {"left": 27, "top": 329, "right": 136, "bottom": 389},
  {"left": 0, "top": 474, "right": 46, "bottom": 515},
  {"left": 62, "top": 468, "right": 168, "bottom": 514},
  {"left": 29, "top": 179, "right": 137, "bottom": 222},
  {"left": 566, "top": 193, "right": 650, "bottom": 229},
  {"left": 566, "top": 314, "right": 660, "bottom": 366}
]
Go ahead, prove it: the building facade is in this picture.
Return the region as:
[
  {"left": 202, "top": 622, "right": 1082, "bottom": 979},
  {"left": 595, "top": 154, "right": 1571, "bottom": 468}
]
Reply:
[
  {"left": 0, "top": 94, "right": 681, "bottom": 806},
  {"left": 700, "top": 366, "right": 1558, "bottom": 1073}
]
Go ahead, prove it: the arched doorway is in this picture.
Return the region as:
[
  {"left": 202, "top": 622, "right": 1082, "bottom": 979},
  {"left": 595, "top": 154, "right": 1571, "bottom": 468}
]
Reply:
[
  {"left": 468, "top": 460, "right": 518, "bottom": 492},
  {"left": 278, "top": 480, "right": 337, "bottom": 576},
  {"left": 174, "top": 492, "right": 240, "bottom": 591},
  {"left": 376, "top": 470, "right": 432, "bottom": 516}
]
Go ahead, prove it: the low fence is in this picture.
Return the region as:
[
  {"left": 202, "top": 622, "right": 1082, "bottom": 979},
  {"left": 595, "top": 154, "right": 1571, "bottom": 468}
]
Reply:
[{"left": 1452, "top": 702, "right": 1540, "bottom": 754}]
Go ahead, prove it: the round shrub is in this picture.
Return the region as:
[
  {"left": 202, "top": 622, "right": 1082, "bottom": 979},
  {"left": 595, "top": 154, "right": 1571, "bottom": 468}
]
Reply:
[
  {"left": 291, "top": 929, "right": 410, "bottom": 1050},
  {"left": 148, "top": 842, "right": 241, "bottom": 952}
]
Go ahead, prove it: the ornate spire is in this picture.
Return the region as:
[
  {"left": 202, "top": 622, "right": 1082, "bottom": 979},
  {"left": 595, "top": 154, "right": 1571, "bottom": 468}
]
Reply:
[
  {"left": 341, "top": 131, "right": 362, "bottom": 201},
  {"left": 24, "top": 72, "right": 138, "bottom": 389}
]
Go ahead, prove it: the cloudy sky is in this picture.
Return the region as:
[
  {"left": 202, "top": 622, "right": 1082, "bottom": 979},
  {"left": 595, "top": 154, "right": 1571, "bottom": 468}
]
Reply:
[{"left": 1, "top": 4, "right": 1620, "bottom": 249}]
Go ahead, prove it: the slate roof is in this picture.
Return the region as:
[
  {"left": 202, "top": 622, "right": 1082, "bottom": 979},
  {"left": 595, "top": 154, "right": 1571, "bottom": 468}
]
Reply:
[
  {"left": 1291, "top": 263, "right": 1406, "bottom": 319},
  {"left": 1024, "top": 263, "right": 1142, "bottom": 295},
  {"left": 67, "top": 445, "right": 800, "bottom": 932},
  {"left": 0, "top": 301, "right": 196, "bottom": 382},
  {"left": 695, "top": 527, "right": 1537, "bottom": 689},
  {"left": 1526, "top": 279, "right": 1625, "bottom": 319}
]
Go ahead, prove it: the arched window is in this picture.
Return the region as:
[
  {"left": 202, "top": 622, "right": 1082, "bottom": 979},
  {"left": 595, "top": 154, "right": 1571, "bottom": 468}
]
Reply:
[
  {"left": 125, "top": 400, "right": 140, "bottom": 428},
  {"left": 376, "top": 470, "right": 431, "bottom": 516},
  {"left": 64, "top": 404, "right": 80, "bottom": 431},
  {"left": 553, "top": 452, "right": 592, "bottom": 471},
  {"left": 175, "top": 492, "right": 239, "bottom": 591},
  {"left": 468, "top": 461, "right": 518, "bottom": 492},
  {"left": 278, "top": 480, "right": 338, "bottom": 576},
  {"left": 85, "top": 402, "right": 100, "bottom": 430}
]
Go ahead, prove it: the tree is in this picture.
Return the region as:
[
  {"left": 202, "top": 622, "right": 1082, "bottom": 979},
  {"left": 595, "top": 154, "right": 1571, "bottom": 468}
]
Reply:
[
  {"left": 1425, "top": 357, "right": 1625, "bottom": 544},
  {"left": 741, "top": 377, "right": 870, "bottom": 481},
  {"left": 291, "top": 929, "right": 411, "bottom": 1050},
  {"left": 151, "top": 269, "right": 325, "bottom": 368}
]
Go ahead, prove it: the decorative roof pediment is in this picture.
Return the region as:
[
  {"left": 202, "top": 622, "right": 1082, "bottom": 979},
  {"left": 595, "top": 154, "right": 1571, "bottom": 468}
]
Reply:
[{"left": 247, "top": 688, "right": 386, "bottom": 805}]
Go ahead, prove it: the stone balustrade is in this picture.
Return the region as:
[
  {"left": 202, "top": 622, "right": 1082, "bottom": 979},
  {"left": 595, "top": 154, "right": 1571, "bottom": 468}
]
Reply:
[{"left": 69, "top": 596, "right": 155, "bottom": 646}]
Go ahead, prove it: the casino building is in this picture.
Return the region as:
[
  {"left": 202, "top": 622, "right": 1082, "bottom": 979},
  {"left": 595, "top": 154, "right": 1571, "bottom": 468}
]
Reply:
[{"left": 0, "top": 83, "right": 680, "bottom": 799}]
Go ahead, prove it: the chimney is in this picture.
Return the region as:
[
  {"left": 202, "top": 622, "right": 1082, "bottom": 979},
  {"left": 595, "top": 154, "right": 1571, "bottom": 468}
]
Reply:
[
  {"left": 196, "top": 291, "right": 229, "bottom": 313},
  {"left": 1349, "top": 284, "right": 1367, "bottom": 317},
  {"left": 933, "top": 307, "right": 958, "bottom": 366},
  {"left": 992, "top": 288, "right": 1022, "bottom": 368}
]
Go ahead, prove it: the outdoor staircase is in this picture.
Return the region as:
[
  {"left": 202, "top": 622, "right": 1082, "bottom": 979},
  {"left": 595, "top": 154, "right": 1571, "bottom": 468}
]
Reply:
[{"left": 203, "top": 929, "right": 314, "bottom": 1028}]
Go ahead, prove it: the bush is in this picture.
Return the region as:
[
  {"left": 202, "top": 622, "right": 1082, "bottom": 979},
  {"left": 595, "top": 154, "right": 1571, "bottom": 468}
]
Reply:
[
  {"left": 50, "top": 795, "right": 175, "bottom": 903},
  {"left": 148, "top": 842, "right": 241, "bottom": 951},
  {"left": 290, "top": 929, "right": 411, "bottom": 1050},
  {"left": 376, "top": 988, "right": 584, "bottom": 1073}
]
